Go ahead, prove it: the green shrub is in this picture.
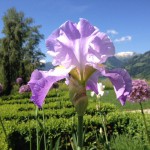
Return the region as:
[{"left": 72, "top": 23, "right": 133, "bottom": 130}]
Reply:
[
  {"left": 106, "top": 111, "right": 150, "bottom": 139},
  {"left": 110, "top": 134, "right": 150, "bottom": 150},
  {"left": 1, "top": 111, "right": 150, "bottom": 150}
]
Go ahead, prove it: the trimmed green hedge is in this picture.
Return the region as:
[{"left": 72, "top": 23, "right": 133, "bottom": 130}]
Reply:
[{"left": 1, "top": 110, "right": 150, "bottom": 150}]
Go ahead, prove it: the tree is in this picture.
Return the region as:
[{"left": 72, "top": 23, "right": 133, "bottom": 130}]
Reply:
[{"left": 0, "top": 8, "right": 45, "bottom": 94}]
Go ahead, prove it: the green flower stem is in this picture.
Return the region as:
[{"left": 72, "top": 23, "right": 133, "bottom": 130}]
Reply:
[
  {"left": 29, "top": 120, "right": 32, "bottom": 150},
  {"left": 139, "top": 102, "right": 150, "bottom": 145},
  {"left": 42, "top": 108, "right": 47, "bottom": 150},
  {"left": 27, "top": 101, "right": 32, "bottom": 150},
  {"left": 102, "top": 115, "right": 109, "bottom": 147},
  {"left": 97, "top": 97, "right": 109, "bottom": 148},
  {"left": 36, "top": 107, "right": 39, "bottom": 150},
  {"left": 0, "top": 115, "right": 7, "bottom": 140},
  {"left": 77, "top": 115, "right": 83, "bottom": 150}
]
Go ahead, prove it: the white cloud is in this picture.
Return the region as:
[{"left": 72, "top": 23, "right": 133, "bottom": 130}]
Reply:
[
  {"left": 107, "top": 29, "right": 118, "bottom": 35},
  {"left": 114, "top": 36, "right": 132, "bottom": 42},
  {"left": 40, "top": 59, "right": 46, "bottom": 64}
]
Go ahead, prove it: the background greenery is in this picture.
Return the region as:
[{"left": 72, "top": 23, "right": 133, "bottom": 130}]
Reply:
[
  {"left": 106, "top": 50, "right": 150, "bottom": 80},
  {"left": 0, "top": 7, "right": 150, "bottom": 150},
  {"left": 0, "top": 82, "right": 150, "bottom": 150}
]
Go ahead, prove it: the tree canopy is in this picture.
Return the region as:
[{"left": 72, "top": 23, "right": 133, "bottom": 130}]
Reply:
[{"left": 0, "top": 7, "right": 45, "bottom": 94}]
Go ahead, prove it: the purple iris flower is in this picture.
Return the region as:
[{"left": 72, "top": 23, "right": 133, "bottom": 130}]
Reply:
[
  {"left": 19, "top": 84, "right": 31, "bottom": 93},
  {"left": 28, "top": 18, "right": 132, "bottom": 108},
  {"left": 16, "top": 77, "right": 23, "bottom": 85}
]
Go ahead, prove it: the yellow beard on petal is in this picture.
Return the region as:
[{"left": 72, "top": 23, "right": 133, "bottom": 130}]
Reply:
[
  {"left": 70, "top": 65, "right": 96, "bottom": 84},
  {"left": 97, "top": 64, "right": 105, "bottom": 68},
  {"left": 56, "top": 64, "right": 104, "bottom": 85},
  {"left": 70, "top": 67, "right": 81, "bottom": 82},
  {"left": 83, "top": 65, "right": 96, "bottom": 82},
  {"left": 55, "top": 65, "right": 66, "bottom": 71},
  {"left": 53, "top": 65, "right": 74, "bottom": 76}
]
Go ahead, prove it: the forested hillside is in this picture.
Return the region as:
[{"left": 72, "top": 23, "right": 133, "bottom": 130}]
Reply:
[
  {"left": 125, "top": 50, "right": 150, "bottom": 79},
  {"left": 105, "top": 50, "right": 150, "bottom": 80}
]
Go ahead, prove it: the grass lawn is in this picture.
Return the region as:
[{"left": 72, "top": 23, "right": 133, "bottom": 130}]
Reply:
[{"left": 88, "top": 89, "right": 150, "bottom": 111}]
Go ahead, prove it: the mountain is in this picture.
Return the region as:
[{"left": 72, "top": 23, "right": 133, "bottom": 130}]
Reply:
[
  {"left": 105, "top": 52, "right": 136, "bottom": 69},
  {"left": 105, "top": 50, "right": 150, "bottom": 80},
  {"left": 115, "top": 52, "right": 136, "bottom": 63},
  {"left": 105, "top": 56, "right": 125, "bottom": 69},
  {"left": 125, "top": 50, "right": 150, "bottom": 79},
  {"left": 38, "top": 62, "right": 54, "bottom": 70}
]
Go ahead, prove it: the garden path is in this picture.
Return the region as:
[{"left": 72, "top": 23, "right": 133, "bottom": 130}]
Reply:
[{"left": 128, "top": 109, "right": 150, "bottom": 114}]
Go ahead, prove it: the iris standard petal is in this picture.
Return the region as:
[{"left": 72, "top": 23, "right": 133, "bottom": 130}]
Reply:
[
  {"left": 46, "top": 22, "right": 79, "bottom": 69},
  {"left": 77, "top": 18, "right": 96, "bottom": 37},
  {"left": 60, "top": 21, "right": 80, "bottom": 40},
  {"left": 46, "top": 29, "right": 60, "bottom": 50},
  {"left": 87, "top": 32, "right": 115, "bottom": 64},
  {"left": 28, "top": 68, "right": 69, "bottom": 108},
  {"left": 46, "top": 18, "right": 115, "bottom": 76}
]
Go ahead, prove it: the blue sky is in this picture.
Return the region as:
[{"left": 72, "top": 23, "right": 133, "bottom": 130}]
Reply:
[{"left": 0, "top": 0, "right": 150, "bottom": 61}]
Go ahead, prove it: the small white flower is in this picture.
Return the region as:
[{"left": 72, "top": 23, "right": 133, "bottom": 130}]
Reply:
[
  {"left": 99, "top": 127, "right": 103, "bottom": 134},
  {"left": 91, "top": 82, "right": 105, "bottom": 98},
  {"left": 97, "top": 83, "right": 105, "bottom": 96},
  {"left": 91, "top": 91, "right": 95, "bottom": 97}
]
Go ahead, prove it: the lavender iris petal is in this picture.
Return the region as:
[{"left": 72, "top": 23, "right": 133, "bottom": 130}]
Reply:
[
  {"left": 101, "top": 68, "right": 132, "bottom": 105},
  {"left": 28, "top": 69, "right": 68, "bottom": 108},
  {"left": 46, "top": 18, "right": 115, "bottom": 72}
]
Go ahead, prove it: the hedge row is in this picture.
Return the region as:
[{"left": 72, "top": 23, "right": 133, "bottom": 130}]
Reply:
[{"left": 1, "top": 111, "right": 150, "bottom": 150}]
